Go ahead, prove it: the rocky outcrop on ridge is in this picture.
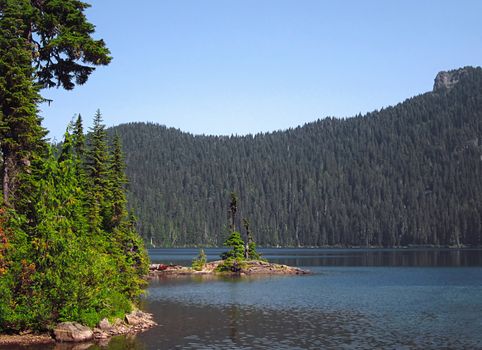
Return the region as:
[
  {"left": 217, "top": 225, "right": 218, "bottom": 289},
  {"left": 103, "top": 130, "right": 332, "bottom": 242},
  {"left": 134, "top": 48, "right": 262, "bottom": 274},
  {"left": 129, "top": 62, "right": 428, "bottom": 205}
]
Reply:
[{"left": 433, "top": 67, "right": 471, "bottom": 92}]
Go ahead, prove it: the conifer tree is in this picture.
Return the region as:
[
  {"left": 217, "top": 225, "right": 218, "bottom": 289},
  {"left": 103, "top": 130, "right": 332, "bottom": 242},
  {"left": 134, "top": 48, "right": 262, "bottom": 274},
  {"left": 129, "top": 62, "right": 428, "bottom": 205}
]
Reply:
[
  {"left": 221, "top": 192, "right": 245, "bottom": 261},
  {"left": 88, "top": 110, "right": 111, "bottom": 188},
  {"left": 69, "top": 114, "right": 87, "bottom": 187},
  {"left": 229, "top": 192, "right": 238, "bottom": 232},
  {"left": 73, "top": 114, "right": 86, "bottom": 161},
  {"left": 243, "top": 218, "right": 260, "bottom": 260},
  {"left": 107, "top": 134, "right": 149, "bottom": 282},
  {"left": 0, "top": 0, "right": 46, "bottom": 206},
  {"left": 0, "top": 0, "right": 111, "bottom": 207},
  {"left": 86, "top": 110, "right": 111, "bottom": 234},
  {"left": 108, "top": 134, "right": 128, "bottom": 229}
]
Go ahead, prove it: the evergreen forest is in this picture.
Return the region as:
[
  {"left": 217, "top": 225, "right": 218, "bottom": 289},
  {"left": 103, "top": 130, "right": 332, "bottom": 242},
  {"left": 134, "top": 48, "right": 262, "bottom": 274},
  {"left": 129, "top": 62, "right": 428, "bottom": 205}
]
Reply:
[
  {"left": 0, "top": 0, "right": 147, "bottom": 332},
  {"left": 111, "top": 67, "right": 482, "bottom": 248}
]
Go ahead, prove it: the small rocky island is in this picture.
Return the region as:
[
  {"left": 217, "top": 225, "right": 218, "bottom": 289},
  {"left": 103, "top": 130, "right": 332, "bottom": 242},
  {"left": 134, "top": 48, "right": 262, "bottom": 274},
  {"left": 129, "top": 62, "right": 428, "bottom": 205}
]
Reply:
[
  {"left": 149, "top": 193, "right": 310, "bottom": 278},
  {"left": 149, "top": 259, "right": 309, "bottom": 277}
]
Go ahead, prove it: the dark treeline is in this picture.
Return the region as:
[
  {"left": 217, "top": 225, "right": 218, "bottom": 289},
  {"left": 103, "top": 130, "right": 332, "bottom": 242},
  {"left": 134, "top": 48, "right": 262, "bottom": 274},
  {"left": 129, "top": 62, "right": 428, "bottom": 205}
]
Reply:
[{"left": 111, "top": 67, "right": 482, "bottom": 247}]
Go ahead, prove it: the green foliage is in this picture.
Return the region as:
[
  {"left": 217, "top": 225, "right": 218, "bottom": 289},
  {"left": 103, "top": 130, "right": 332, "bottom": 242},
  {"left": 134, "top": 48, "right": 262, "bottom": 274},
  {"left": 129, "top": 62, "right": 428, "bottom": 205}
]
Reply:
[
  {"left": 220, "top": 194, "right": 262, "bottom": 266},
  {"left": 192, "top": 248, "right": 207, "bottom": 271},
  {"left": 221, "top": 231, "right": 245, "bottom": 260},
  {"left": 72, "top": 114, "right": 86, "bottom": 162},
  {"left": 0, "top": 0, "right": 111, "bottom": 207},
  {"left": 247, "top": 241, "right": 261, "bottom": 261},
  {"left": 243, "top": 218, "right": 260, "bottom": 260},
  {"left": 0, "top": 115, "right": 149, "bottom": 332},
  {"left": 222, "top": 192, "right": 246, "bottom": 260},
  {"left": 0, "top": 1, "right": 139, "bottom": 333},
  {"left": 0, "top": 0, "right": 47, "bottom": 206},
  {"left": 108, "top": 134, "right": 129, "bottom": 229},
  {"left": 19, "top": 0, "right": 112, "bottom": 90},
  {"left": 86, "top": 110, "right": 112, "bottom": 234},
  {"left": 215, "top": 257, "right": 247, "bottom": 273}
]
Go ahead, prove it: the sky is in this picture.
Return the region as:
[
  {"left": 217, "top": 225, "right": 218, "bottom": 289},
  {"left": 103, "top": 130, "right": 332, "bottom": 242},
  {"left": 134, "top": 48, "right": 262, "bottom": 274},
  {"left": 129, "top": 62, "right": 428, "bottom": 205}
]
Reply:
[{"left": 41, "top": 0, "right": 482, "bottom": 141}]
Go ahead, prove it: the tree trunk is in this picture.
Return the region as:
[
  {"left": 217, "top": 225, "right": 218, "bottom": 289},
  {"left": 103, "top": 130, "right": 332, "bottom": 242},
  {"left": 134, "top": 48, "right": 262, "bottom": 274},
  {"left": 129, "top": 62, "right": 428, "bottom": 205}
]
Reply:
[
  {"left": 2, "top": 169, "right": 9, "bottom": 207},
  {"left": 2, "top": 148, "right": 17, "bottom": 208}
]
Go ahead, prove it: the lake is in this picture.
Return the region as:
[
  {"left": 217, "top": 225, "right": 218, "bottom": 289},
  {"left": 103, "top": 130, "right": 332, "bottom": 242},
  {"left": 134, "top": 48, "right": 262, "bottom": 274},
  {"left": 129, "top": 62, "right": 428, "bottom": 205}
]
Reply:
[
  {"left": 140, "top": 248, "right": 482, "bottom": 349},
  {"left": 9, "top": 248, "right": 482, "bottom": 349}
]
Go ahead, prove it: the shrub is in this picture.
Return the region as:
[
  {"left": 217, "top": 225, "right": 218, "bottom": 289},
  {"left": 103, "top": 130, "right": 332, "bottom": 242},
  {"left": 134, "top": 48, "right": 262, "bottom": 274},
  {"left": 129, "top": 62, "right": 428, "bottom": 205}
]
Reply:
[
  {"left": 215, "top": 257, "right": 247, "bottom": 273},
  {"left": 221, "top": 231, "right": 245, "bottom": 260},
  {"left": 192, "top": 249, "right": 207, "bottom": 271}
]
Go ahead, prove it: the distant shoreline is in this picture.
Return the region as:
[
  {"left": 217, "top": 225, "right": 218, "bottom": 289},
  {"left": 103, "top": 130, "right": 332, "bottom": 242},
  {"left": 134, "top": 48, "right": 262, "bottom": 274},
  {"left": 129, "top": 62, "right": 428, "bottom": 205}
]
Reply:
[{"left": 147, "top": 245, "right": 480, "bottom": 249}]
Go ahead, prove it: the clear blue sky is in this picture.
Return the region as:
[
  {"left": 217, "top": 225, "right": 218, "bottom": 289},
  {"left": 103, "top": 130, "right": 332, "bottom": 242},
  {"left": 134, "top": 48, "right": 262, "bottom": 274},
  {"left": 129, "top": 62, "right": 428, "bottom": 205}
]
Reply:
[{"left": 41, "top": 0, "right": 482, "bottom": 141}]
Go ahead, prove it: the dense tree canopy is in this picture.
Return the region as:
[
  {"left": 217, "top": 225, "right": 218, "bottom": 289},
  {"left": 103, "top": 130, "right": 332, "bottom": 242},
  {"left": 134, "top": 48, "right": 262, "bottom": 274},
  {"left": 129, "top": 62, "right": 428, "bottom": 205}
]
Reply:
[
  {"left": 0, "top": 1, "right": 146, "bottom": 333},
  {"left": 0, "top": 0, "right": 111, "bottom": 206},
  {"left": 0, "top": 114, "right": 148, "bottom": 332},
  {"left": 111, "top": 67, "right": 482, "bottom": 248}
]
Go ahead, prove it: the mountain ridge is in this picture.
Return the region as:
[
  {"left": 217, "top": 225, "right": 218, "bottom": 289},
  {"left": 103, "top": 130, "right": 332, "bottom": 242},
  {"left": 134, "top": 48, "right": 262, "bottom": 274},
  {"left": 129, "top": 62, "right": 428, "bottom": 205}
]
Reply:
[
  {"left": 113, "top": 66, "right": 479, "bottom": 139},
  {"left": 109, "top": 66, "right": 482, "bottom": 247}
]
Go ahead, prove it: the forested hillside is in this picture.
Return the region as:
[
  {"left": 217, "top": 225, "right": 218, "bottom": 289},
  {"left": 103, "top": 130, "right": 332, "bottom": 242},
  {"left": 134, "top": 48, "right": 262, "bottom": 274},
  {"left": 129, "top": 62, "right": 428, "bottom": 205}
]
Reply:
[{"left": 111, "top": 67, "right": 482, "bottom": 247}]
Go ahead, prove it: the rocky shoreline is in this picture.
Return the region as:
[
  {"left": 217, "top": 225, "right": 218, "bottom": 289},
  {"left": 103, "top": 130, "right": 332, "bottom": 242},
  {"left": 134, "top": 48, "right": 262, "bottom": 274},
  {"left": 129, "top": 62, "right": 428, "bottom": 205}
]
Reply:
[
  {"left": 1, "top": 260, "right": 307, "bottom": 346},
  {"left": 148, "top": 259, "right": 310, "bottom": 277},
  {"left": 0, "top": 309, "right": 156, "bottom": 347}
]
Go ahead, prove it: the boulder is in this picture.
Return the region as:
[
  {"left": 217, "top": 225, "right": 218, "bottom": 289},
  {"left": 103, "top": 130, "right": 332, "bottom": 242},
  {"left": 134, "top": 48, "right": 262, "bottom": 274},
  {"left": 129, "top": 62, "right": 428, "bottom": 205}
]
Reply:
[
  {"left": 54, "top": 322, "right": 93, "bottom": 342},
  {"left": 97, "top": 318, "right": 112, "bottom": 331},
  {"left": 125, "top": 313, "right": 142, "bottom": 326},
  {"left": 93, "top": 328, "right": 109, "bottom": 340}
]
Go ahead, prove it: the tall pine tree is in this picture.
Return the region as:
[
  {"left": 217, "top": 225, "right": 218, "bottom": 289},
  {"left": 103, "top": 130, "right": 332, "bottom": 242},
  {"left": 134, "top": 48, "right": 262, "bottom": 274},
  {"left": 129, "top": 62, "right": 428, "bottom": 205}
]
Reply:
[
  {"left": 108, "top": 134, "right": 128, "bottom": 229},
  {"left": 0, "top": 0, "right": 46, "bottom": 206},
  {"left": 0, "top": 0, "right": 111, "bottom": 207},
  {"left": 86, "top": 110, "right": 111, "bottom": 234}
]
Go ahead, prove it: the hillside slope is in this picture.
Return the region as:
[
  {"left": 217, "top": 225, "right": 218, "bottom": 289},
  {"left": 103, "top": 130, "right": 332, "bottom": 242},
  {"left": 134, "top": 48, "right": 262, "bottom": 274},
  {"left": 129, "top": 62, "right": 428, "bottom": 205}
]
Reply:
[{"left": 111, "top": 67, "right": 482, "bottom": 247}]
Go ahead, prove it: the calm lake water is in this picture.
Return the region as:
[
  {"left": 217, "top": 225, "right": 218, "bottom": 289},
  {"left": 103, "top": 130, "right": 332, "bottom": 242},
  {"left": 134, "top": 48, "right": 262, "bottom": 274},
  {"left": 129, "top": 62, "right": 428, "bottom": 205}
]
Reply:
[{"left": 8, "top": 248, "right": 482, "bottom": 349}]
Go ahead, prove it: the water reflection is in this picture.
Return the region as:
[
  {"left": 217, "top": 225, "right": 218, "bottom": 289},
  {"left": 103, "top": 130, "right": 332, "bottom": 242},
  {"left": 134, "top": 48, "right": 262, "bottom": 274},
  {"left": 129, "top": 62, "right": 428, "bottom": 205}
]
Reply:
[
  {"left": 135, "top": 299, "right": 480, "bottom": 349},
  {"left": 137, "top": 300, "right": 374, "bottom": 349},
  {"left": 0, "top": 335, "right": 144, "bottom": 350}
]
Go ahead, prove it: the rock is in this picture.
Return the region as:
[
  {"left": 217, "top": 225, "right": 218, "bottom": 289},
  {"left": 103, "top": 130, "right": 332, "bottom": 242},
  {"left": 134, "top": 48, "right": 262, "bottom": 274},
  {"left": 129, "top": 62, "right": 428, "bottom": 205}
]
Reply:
[
  {"left": 49, "top": 311, "right": 156, "bottom": 345},
  {"left": 433, "top": 67, "right": 470, "bottom": 92},
  {"left": 125, "top": 313, "right": 142, "bottom": 326},
  {"left": 148, "top": 259, "right": 309, "bottom": 276},
  {"left": 54, "top": 322, "right": 93, "bottom": 342},
  {"left": 97, "top": 318, "right": 112, "bottom": 331},
  {"left": 125, "top": 310, "right": 156, "bottom": 328},
  {"left": 93, "top": 328, "right": 109, "bottom": 340}
]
